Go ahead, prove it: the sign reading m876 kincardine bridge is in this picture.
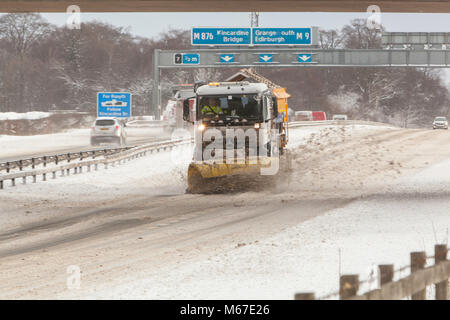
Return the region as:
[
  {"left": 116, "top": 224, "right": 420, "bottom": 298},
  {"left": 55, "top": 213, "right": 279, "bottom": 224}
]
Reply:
[{"left": 191, "top": 27, "right": 317, "bottom": 46}]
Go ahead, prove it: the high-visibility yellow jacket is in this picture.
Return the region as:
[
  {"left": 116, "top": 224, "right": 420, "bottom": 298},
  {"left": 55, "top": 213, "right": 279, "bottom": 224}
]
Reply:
[{"left": 201, "top": 105, "right": 223, "bottom": 115}]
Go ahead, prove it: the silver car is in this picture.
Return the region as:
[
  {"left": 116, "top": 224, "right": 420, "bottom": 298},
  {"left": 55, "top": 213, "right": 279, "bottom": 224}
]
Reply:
[
  {"left": 90, "top": 118, "right": 127, "bottom": 146},
  {"left": 432, "top": 116, "right": 448, "bottom": 130}
]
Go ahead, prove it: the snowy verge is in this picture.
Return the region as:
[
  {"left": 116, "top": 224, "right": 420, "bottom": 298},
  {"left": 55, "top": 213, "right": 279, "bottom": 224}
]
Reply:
[{"left": 0, "top": 112, "right": 51, "bottom": 121}]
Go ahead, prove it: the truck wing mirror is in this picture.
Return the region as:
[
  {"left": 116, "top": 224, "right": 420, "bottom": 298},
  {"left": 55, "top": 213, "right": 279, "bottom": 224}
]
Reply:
[{"left": 183, "top": 99, "right": 193, "bottom": 123}]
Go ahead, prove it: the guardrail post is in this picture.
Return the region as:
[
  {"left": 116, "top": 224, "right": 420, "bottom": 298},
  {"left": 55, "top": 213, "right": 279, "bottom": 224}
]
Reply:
[
  {"left": 11, "top": 178, "right": 15, "bottom": 187},
  {"left": 33, "top": 175, "right": 36, "bottom": 183},
  {"left": 294, "top": 292, "right": 315, "bottom": 300},
  {"left": 80, "top": 152, "right": 83, "bottom": 161},
  {"left": 6, "top": 162, "right": 10, "bottom": 173},
  {"left": 411, "top": 251, "right": 426, "bottom": 300},
  {"left": 434, "top": 244, "right": 448, "bottom": 300},
  {"left": 42, "top": 173, "right": 46, "bottom": 181},
  {"left": 66, "top": 168, "right": 70, "bottom": 176},
  {"left": 87, "top": 164, "right": 91, "bottom": 172},
  {"left": 79, "top": 166, "right": 83, "bottom": 173},
  {"left": 74, "top": 167, "right": 78, "bottom": 174},
  {"left": 0, "top": 180, "right": 3, "bottom": 189},
  {"left": 22, "top": 176, "right": 26, "bottom": 184},
  {"left": 67, "top": 153, "right": 71, "bottom": 163},
  {"left": 340, "top": 275, "right": 359, "bottom": 299},
  {"left": 19, "top": 160, "right": 23, "bottom": 171},
  {"left": 379, "top": 264, "right": 394, "bottom": 286},
  {"left": 95, "top": 164, "right": 98, "bottom": 171},
  {"left": 61, "top": 169, "right": 65, "bottom": 177},
  {"left": 43, "top": 156, "right": 47, "bottom": 167},
  {"left": 31, "top": 158, "right": 35, "bottom": 169},
  {"left": 55, "top": 155, "right": 59, "bottom": 165},
  {"left": 52, "top": 172, "right": 56, "bottom": 179}
]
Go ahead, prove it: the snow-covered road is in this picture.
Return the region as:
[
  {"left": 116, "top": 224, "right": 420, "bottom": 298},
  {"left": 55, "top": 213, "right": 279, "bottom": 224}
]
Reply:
[
  {"left": 0, "top": 127, "right": 170, "bottom": 161},
  {"left": 0, "top": 123, "right": 449, "bottom": 299}
]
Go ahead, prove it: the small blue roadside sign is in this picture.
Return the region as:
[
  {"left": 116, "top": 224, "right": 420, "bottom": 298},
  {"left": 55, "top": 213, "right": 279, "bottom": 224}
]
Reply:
[
  {"left": 192, "top": 27, "right": 252, "bottom": 45},
  {"left": 253, "top": 28, "right": 312, "bottom": 45},
  {"left": 297, "top": 53, "right": 312, "bottom": 63},
  {"left": 174, "top": 53, "right": 200, "bottom": 65},
  {"left": 259, "top": 54, "right": 274, "bottom": 63},
  {"left": 97, "top": 92, "right": 131, "bottom": 118},
  {"left": 220, "top": 54, "right": 235, "bottom": 63}
]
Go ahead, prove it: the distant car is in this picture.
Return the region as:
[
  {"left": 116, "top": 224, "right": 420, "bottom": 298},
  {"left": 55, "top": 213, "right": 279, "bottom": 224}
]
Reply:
[
  {"left": 294, "top": 111, "right": 313, "bottom": 121},
  {"left": 90, "top": 118, "right": 127, "bottom": 146},
  {"left": 332, "top": 114, "right": 348, "bottom": 120},
  {"left": 432, "top": 116, "right": 448, "bottom": 130}
]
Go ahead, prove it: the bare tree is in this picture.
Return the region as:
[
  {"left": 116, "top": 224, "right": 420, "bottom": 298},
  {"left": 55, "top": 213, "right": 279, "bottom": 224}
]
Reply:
[
  {"left": 0, "top": 14, "right": 52, "bottom": 111},
  {"left": 0, "top": 13, "right": 52, "bottom": 56},
  {"left": 318, "top": 29, "right": 343, "bottom": 49}
]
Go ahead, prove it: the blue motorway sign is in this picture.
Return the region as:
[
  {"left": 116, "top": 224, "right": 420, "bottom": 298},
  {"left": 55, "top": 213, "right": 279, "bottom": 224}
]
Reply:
[
  {"left": 192, "top": 27, "right": 251, "bottom": 45},
  {"left": 259, "top": 54, "right": 273, "bottom": 63},
  {"left": 174, "top": 53, "right": 200, "bottom": 65},
  {"left": 297, "top": 53, "right": 312, "bottom": 63},
  {"left": 253, "top": 28, "right": 312, "bottom": 45},
  {"left": 97, "top": 92, "right": 131, "bottom": 118},
  {"left": 219, "top": 54, "right": 235, "bottom": 63},
  {"left": 182, "top": 53, "right": 200, "bottom": 64}
]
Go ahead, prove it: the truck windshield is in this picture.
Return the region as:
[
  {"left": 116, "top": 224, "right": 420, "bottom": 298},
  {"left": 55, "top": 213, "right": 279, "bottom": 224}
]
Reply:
[{"left": 197, "top": 94, "right": 261, "bottom": 120}]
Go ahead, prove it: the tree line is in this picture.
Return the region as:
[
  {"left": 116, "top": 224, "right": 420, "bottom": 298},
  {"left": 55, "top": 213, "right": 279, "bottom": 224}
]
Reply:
[{"left": 0, "top": 13, "right": 448, "bottom": 127}]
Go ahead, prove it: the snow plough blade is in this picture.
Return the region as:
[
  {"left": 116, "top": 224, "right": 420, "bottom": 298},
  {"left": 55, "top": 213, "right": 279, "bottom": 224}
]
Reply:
[{"left": 186, "top": 155, "right": 290, "bottom": 194}]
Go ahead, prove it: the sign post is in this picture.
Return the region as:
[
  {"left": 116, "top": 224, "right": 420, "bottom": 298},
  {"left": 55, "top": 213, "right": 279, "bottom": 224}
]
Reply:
[
  {"left": 97, "top": 92, "right": 132, "bottom": 118},
  {"left": 191, "top": 26, "right": 317, "bottom": 46},
  {"left": 252, "top": 27, "right": 313, "bottom": 45},
  {"left": 192, "top": 27, "right": 252, "bottom": 46}
]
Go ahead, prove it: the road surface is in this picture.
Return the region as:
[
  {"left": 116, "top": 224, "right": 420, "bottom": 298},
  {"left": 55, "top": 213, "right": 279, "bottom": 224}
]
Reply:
[
  {"left": 0, "top": 127, "right": 171, "bottom": 162},
  {"left": 0, "top": 124, "right": 449, "bottom": 299}
]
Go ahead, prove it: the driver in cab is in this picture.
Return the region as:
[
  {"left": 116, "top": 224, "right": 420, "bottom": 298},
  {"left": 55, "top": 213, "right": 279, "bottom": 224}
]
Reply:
[{"left": 201, "top": 97, "right": 224, "bottom": 116}]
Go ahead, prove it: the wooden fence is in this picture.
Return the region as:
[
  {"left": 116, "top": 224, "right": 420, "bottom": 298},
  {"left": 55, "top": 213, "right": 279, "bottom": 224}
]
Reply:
[{"left": 295, "top": 244, "right": 449, "bottom": 300}]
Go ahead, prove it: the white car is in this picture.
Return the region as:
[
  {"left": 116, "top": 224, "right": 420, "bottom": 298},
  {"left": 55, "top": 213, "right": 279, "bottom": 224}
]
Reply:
[
  {"left": 90, "top": 118, "right": 127, "bottom": 146},
  {"left": 332, "top": 114, "right": 348, "bottom": 120},
  {"left": 432, "top": 116, "right": 448, "bottom": 130}
]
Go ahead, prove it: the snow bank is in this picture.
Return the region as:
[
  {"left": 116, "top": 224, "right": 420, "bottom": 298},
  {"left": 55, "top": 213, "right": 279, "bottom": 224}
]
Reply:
[{"left": 0, "top": 112, "right": 51, "bottom": 121}]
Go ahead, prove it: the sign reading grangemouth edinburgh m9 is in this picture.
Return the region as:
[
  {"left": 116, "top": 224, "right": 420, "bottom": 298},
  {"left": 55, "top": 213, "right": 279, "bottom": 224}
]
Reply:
[
  {"left": 253, "top": 27, "right": 312, "bottom": 45},
  {"left": 97, "top": 92, "right": 132, "bottom": 118}
]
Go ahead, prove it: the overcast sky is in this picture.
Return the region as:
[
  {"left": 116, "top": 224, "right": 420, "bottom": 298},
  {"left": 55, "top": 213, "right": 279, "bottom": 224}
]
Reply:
[
  {"left": 37, "top": 12, "right": 450, "bottom": 84},
  {"left": 39, "top": 12, "right": 450, "bottom": 39}
]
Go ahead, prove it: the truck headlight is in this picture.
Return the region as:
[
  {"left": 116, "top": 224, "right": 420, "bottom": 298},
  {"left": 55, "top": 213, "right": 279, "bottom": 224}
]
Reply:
[{"left": 254, "top": 123, "right": 260, "bottom": 129}]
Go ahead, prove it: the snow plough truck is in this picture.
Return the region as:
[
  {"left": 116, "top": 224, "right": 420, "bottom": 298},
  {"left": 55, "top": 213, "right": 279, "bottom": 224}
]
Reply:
[{"left": 183, "top": 68, "right": 291, "bottom": 193}]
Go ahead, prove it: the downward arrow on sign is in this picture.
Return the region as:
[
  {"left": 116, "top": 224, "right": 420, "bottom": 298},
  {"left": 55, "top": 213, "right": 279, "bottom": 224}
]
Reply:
[
  {"left": 260, "top": 55, "right": 272, "bottom": 62},
  {"left": 221, "top": 55, "right": 233, "bottom": 62},
  {"left": 298, "top": 55, "right": 311, "bottom": 62}
]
